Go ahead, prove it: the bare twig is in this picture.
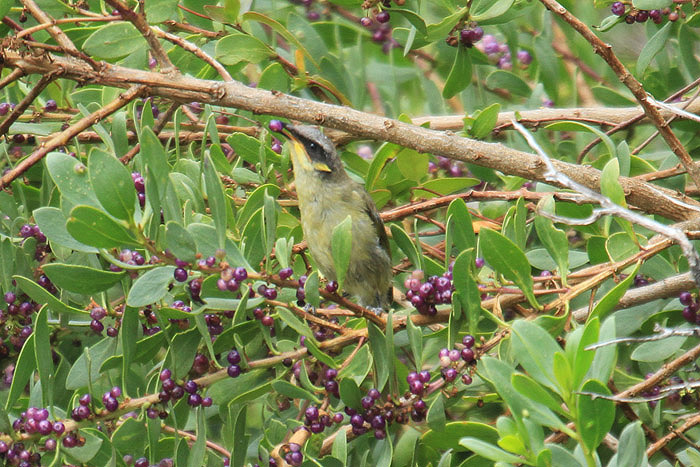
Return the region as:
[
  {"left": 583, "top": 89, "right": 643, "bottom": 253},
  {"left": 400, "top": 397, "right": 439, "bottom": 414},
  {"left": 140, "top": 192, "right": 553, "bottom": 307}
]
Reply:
[
  {"left": 647, "top": 413, "right": 700, "bottom": 457},
  {"left": 0, "top": 68, "right": 25, "bottom": 91},
  {"left": 511, "top": 119, "right": 700, "bottom": 290},
  {"left": 151, "top": 26, "right": 232, "bottom": 81}
]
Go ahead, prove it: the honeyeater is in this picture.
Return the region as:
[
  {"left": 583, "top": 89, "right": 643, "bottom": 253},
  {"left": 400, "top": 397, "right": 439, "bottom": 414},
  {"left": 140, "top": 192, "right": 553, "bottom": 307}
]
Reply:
[{"left": 278, "top": 123, "right": 393, "bottom": 311}]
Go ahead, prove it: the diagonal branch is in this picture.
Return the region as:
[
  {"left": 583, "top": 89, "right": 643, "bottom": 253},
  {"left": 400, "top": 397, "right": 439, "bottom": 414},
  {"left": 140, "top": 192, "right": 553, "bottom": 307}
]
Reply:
[
  {"left": 0, "top": 85, "right": 147, "bottom": 190},
  {"left": 539, "top": 0, "right": 700, "bottom": 191},
  {"left": 0, "top": 72, "right": 56, "bottom": 137},
  {"left": 104, "top": 0, "right": 175, "bottom": 72}
]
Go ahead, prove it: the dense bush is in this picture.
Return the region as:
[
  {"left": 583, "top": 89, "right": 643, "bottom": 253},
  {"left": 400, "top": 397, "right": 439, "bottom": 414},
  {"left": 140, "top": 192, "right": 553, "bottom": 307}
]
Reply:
[{"left": 2, "top": 0, "right": 700, "bottom": 465}]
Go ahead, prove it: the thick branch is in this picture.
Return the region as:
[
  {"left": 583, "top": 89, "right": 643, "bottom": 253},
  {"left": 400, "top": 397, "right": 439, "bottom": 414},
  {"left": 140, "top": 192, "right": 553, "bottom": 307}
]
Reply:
[{"left": 3, "top": 50, "right": 700, "bottom": 220}]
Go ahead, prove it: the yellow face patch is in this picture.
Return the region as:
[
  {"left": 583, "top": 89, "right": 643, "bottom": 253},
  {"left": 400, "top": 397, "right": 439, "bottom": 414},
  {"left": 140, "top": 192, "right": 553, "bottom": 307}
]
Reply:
[{"left": 289, "top": 140, "right": 331, "bottom": 173}]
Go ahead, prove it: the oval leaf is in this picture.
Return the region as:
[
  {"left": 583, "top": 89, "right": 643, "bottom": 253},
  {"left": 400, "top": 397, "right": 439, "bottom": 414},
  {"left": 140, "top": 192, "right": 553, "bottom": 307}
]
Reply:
[{"left": 42, "top": 263, "right": 125, "bottom": 295}]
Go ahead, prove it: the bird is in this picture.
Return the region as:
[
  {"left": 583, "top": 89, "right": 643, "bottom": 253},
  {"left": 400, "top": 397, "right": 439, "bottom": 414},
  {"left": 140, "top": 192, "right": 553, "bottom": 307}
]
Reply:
[{"left": 275, "top": 122, "right": 393, "bottom": 312}]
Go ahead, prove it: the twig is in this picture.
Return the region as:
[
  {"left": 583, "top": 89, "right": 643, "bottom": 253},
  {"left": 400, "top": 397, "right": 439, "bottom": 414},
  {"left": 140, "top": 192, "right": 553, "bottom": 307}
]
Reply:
[
  {"left": 119, "top": 101, "right": 179, "bottom": 163},
  {"left": 0, "top": 73, "right": 56, "bottom": 137},
  {"left": 104, "top": 0, "right": 175, "bottom": 72},
  {"left": 539, "top": 0, "right": 700, "bottom": 189},
  {"left": 647, "top": 413, "right": 700, "bottom": 457},
  {"left": 161, "top": 424, "right": 231, "bottom": 458},
  {"left": 0, "top": 85, "right": 147, "bottom": 190},
  {"left": 511, "top": 118, "right": 700, "bottom": 290},
  {"left": 16, "top": 15, "right": 121, "bottom": 39},
  {"left": 573, "top": 272, "right": 695, "bottom": 323},
  {"left": 0, "top": 68, "right": 26, "bottom": 91},
  {"left": 151, "top": 26, "right": 232, "bottom": 81},
  {"left": 616, "top": 342, "right": 700, "bottom": 400}
]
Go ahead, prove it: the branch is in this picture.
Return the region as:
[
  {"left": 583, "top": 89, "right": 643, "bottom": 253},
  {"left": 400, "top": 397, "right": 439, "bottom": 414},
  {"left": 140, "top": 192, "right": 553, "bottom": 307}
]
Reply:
[
  {"left": 539, "top": 0, "right": 700, "bottom": 190},
  {"left": 511, "top": 119, "right": 700, "bottom": 290},
  {"left": 647, "top": 413, "right": 700, "bottom": 458},
  {"left": 3, "top": 50, "right": 700, "bottom": 221},
  {"left": 0, "top": 85, "right": 147, "bottom": 189},
  {"left": 104, "top": 0, "right": 175, "bottom": 72},
  {"left": 0, "top": 72, "right": 56, "bottom": 137}
]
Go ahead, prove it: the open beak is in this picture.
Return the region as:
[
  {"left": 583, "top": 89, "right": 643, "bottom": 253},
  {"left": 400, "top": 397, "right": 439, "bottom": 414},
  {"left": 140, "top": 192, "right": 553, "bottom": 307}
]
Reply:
[{"left": 278, "top": 125, "right": 332, "bottom": 173}]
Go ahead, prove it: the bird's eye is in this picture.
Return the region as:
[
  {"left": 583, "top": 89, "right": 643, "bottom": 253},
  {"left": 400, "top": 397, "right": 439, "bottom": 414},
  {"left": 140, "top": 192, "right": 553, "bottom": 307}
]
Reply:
[{"left": 308, "top": 142, "right": 317, "bottom": 151}]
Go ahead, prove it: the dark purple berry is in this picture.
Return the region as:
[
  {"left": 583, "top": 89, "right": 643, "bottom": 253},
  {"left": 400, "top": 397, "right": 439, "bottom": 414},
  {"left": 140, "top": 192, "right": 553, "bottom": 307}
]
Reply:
[
  {"left": 680, "top": 291, "right": 693, "bottom": 306},
  {"left": 184, "top": 380, "right": 198, "bottom": 394},
  {"left": 173, "top": 267, "right": 188, "bottom": 282},
  {"left": 279, "top": 267, "right": 293, "bottom": 279},
  {"left": 227, "top": 349, "right": 241, "bottom": 365},
  {"left": 0, "top": 103, "right": 9, "bottom": 116},
  {"left": 44, "top": 100, "right": 58, "bottom": 112},
  {"left": 376, "top": 11, "right": 390, "bottom": 23},
  {"left": 305, "top": 406, "right": 319, "bottom": 421},
  {"left": 611, "top": 2, "right": 625, "bottom": 16},
  {"left": 228, "top": 365, "right": 241, "bottom": 378}
]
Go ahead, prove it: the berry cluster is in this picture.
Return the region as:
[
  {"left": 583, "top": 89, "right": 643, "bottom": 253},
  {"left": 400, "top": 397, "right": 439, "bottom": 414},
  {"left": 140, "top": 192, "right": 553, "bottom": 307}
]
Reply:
[
  {"left": 475, "top": 35, "right": 531, "bottom": 70},
  {"left": 0, "top": 440, "right": 43, "bottom": 466},
  {"left": 19, "top": 223, "right": 50, "bottom": 262},
  {"left": 347, "top": 387, "right": 398, "bottom": 439},
  {"left": 2, "top": 291, "right": 41, "bottom": 353},
  {"left": 404, "top": 269, "right": 454, "bottom": 316},
  {"left": 358, "top": 7, "right": 398, "bottom": 53},
  {"left": 135, "top": 97, "right": 159, "bottom": 119},
  {"left": 216, "top": 266, "right": 250, "bottom": 293},
  {"left": 611, "top": 3, "right": 679, "bottom": 23},
  {"left": 680, "top": 291, "right": 700, "bottom": 324},
  {"left": 430, "top": 156, "right": 466, "bottom": 177},
  {"left": 226, "top": 347, "right": 243, "bottom": 378},
  {"left": 88, "top": 306, "right": 118, "bottom": 337},
  {"left": 157, "top": 368, "right": 212, "bottom": 409},
  {"left": 282, "top": 442, "right": 304, "bottom": 466},
  {"left": 439, "top": 334, "right": 477, "bottom": 385},
  {"left": 131, "top": 171, "right": 146, "bottom": 207}
]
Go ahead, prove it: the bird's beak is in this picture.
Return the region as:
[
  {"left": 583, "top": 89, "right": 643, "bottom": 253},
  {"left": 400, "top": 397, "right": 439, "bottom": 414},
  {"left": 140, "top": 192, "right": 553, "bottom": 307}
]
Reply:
[{"left": 280, "top": 126, "right": 332, "bottom": 173}]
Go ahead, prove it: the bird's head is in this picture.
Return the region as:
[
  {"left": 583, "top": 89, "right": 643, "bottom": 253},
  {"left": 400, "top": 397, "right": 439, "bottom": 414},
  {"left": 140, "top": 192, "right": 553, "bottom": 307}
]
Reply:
[{"left": 278, "top": 124, "right": 344, "bottom": 177}]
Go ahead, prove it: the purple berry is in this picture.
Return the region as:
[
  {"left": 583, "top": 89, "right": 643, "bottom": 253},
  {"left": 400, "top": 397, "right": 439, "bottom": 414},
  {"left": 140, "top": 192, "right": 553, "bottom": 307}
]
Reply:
[
  {"left": 611, "top": 2, "right": 625, "bottom": 16},
  {"left": 227, "top": 349, "right": 241, "bottom": 365},
  {"left": 305, "top": 406, "right": 319, "bottom": 421},
  {"left": 0, "top": 103, "right": 9, "bottom": 116},
  {"left": 517, "top": 50, "right": 532, "bottom": 65},
  {"left": 680, "top": 291, "right": 693, "bottom": 306},
  {"left": 173, "top": 267, "right": 188, "bottom": 282},
  {"left": 44, "top": 100, "right": 58, "bottom": 112},
  {"left": 360, "top": 17, "right": 372, "bottom": 27},
  {"left": 376, "top": 11, "right": 390, "bottom": 23},
  {"left": 228, "top": 365, "right": 241, "bottom": 378},
  {"left": 279, "top": 267, "right": 293, "bottom": 279},
  {"left": 269, "top": 120, "right": 284, "bottom": 132},
  {"left": 418, "top": 370, "right": 431, "bottom": 383}
]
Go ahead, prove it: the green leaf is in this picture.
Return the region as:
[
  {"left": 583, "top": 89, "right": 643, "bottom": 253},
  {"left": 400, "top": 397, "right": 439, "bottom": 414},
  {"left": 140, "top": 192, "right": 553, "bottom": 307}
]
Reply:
[
  {"left": 304, "top": 270, "right": 320, "bottom": 309},
  {"left": 88, "top": 150, "right": 136, "bottom": 221},
  {"left": 165, "top": 221, "right": 197, "bottom": 263},
  {"left": 33, "top": 308, "right": 53, "bottom": 408},
  {"left": 616, "top": 421, "right": 647, "bottom": 467},
  {"left": 572, "top": 318, "right": 599, "bottom": 390},
  {"left": 203, "top": 154, "right": 228, "bottom": 249},
  {"left": 187, "top": 408, "right": 206, "bottom": 466},
  {"left": 366, "top": 142, "right": 399, "bottom": 191},
  {"left": 422, "top": 421, "right": 499, "bottom": 451},
  {"left": 126, "top": 266, "right": 176, "bottom": 307},
  {"left": 415, "top": 177, "right": 480, "bottom": 199},
  {"left": 42, "top": 263, "right": 124, "bottom": 294},
  {"left": 215, "top": 32, "right": 275, "bottom": 65},
  {"left": 6, "top": 334, "right": 35, "bottom": 410},
  {"left": 446, "top": 199, "right": 476, "bottom": 255},
  {"left": 272, "top": 380, "right": 321, "bottom": 404},
  {"left": 46, "top": 152, "right": 99, "bottom": 207},
  {"left": 339, "top": 377, "right": 362, "bottom": 410},
  {"left": 485, "top": 70, "right": 531, "bottom": 97},
  {"left": 111, "top": 417, "right": 146, "bottom": 457},
  {"left": 637, "top": 21, "right": 672, "bottom": 75},
  {"left": 331, "top": 215, "right": 353, "bottom": 291},
  {"left": 64, "top": 428, "right": 104, "bottom": 463},
  {"left": 471, "top": 0, "right": 516, "bottom": 21},
  {"left": 13, "top": 275, "right": 87, "bottom": 316},
  {"left": 203, "top": 4, "right": 239, "bottom": 24},
  {"left": 405, "top": 316, "right": 423, "bottom": 368},
  {"left": 552, "top": 352, "right": 572, "bottom": 397},
  {"left": 427, "top": 393, "right": 446, "bottom": 431},
  {"left": 452, "top": 249, "right": 483, "bottom": 330},
  {"left": 33, "top": 207, "right": 98, "bottom": 253},
  {"left": 66, "top": 205, "right": 139, "bottom": 248},
  {"left": 242, "top": 11, "right": 319, "bottom": 69},
  {"left": 633, "top": 0, "right": 672, "bottom": 11},
  {"left": 390, "top": 224, "right": 421, "bottom": 270},
  {"left": 534, "top": 197, "right": 569, "bottom": 283},
  {"left": 388, "top": 9, "right": 427, "bottom": 36},
  {"left": 576, "top": 379, "right": 614, "bottom": 453},
  {"left": 120, "top": 306, "right": 139, "bottom": 396},
  {"left": 588, "top": 262, "right": 640, "bottom": 321},
  {"left": 396, "top": 148, "right": 429, "bottom": 181},
  {"left": 511, "top": 320, "right": 561, "bottom": 393},
  {"left": 443, "top": 46, "right": 472, "bottom": 99},
  {"left": 459, "top": 437, "right": 524, "bottom": 464},
  {"left": 368, "top": 322, "right": 389, "bottom": 391},
  {"left": 480, "top": 228, "right": 539, "bottom": 309},
  {"left": 545, "top": 121, "right": 617, "bottom": 164},
  {"left": 332, "top": 427, "right": 347, "bottom": 466},
  {"left": 470, "top": 103, "right": 501, "bottom": 139},
  {"left": 512, "top": 373, "right": 566, "bottom": 416},
  {"left": 83, "top": 22, "right": 146, "bottom": 59},
  {"left": 276, "top": 306, "right": 313, "bottom": 339}
]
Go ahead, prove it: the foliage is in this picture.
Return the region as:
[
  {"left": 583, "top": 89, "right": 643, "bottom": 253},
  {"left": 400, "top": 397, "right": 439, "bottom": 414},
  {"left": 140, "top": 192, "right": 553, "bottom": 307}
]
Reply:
[{"left": 1, "top": 0, "right": 700, "bottom": 466}]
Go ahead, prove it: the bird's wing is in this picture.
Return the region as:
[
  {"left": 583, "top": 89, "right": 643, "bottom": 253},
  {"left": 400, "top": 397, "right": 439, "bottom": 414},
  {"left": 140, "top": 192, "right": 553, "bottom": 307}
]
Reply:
[{"left": 360, "top": 189, "right": 390, "bottom": 256}]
